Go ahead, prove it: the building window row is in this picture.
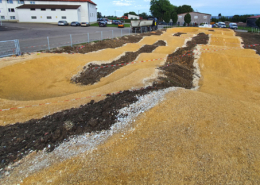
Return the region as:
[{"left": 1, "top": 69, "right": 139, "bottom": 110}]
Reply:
[
  {"left": 2, "top": 0, "right": 24, "bottom": 3},
  {"left": 7, "top": 0, "right": 13, "bottom": 4},
  {"left": 18, "top": 0, "right": 24, "bottom": 4},
  {"left": 31, "top": 16, "right": 67, "bottom": 19},
  {"left": 30, "top": 1, "right": 35, "bottom": 4},
  {"left": 30, "top": 8, "right": 66, "bottom": 11},
  {"left": 1, "top": 16, "right": 16, "bottom": 19}
]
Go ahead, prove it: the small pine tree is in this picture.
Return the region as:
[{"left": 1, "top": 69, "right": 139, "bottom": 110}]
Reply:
[
  {"left": 164, "top": 11, "right": 170, "bottom": 23},
  {"left": 171, "top": 12, "right": 178, "bottom": 24},
  {"left": 256, "top": 18, "right": 260, "bottom": 28},
  {"left": 184, "top": 13, "right": 191, "bottom": 26}
]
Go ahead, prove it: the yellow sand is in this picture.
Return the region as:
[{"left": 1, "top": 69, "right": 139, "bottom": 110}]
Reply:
[{"left": 4, "top": 27, "right": 260, "bottom": 184}]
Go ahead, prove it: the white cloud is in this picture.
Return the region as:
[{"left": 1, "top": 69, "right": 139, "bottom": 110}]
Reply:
[{"left": 113, "top": 0, "right": 135, "bottom": 6}]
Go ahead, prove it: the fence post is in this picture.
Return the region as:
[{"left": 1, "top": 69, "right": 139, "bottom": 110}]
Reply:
[
  {"left": 47, "top": 37, "right": 50, "bottom": 50},
  {"left": 121, "top": 29, "right": 122, "bottom": 37},
  {"left": 101, "top": 31, "right": 103, "bottom": 40},
  {"left": 87, "top": 33, "right": 89, "bottom": 43},
  {"left": 70, "top": 34, "right": 72, "bottom": 47},
  {"left": 112, "top": 30, "right": 113, "bottom": 38},
  {"left": 16, "top": 39, "right": 21, "bottom": 56}
]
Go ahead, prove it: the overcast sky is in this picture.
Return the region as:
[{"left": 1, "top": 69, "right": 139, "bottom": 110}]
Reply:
[{"left": 93, "top": 0, "right": 260, "bottom": 17}]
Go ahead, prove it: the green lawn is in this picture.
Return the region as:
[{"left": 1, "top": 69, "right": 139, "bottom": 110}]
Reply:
[{"left": 90, "top": 23, "right": 130, "bottom": 27}]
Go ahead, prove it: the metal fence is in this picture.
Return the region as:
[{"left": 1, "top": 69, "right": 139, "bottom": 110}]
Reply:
[
  {"left": 0, "top": 25, "right": 167, "bottom": 57},
  {"left": 0, "top": 40, "right": 21, "bottom": 58}
]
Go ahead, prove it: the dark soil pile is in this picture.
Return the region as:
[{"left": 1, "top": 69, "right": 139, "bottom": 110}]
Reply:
[
  {"left": 0, "top": 33, "right": 208, "bottom": 172},
  {"left": 173, "top": 32, "right": 187, "bottom": 36},
  {"left": 236, "top": 32, "right": 260, "bottom": 55},
  {"left": 71, "top": 40, "right": 166, "bottom": 85},
  {"left": 49, "top": 29, "right": 166, "bottom": 54},
  {"left": 155, "top": 33, "right": 209, "bottom": 89}
]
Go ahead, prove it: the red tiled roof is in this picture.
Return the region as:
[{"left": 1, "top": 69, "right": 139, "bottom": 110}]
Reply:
[
  {"left": 248, "top": 15, "right": 260, "bottom": 19},
  {"left": 25, "top": 0, "right": 97, "bottom": 5}
]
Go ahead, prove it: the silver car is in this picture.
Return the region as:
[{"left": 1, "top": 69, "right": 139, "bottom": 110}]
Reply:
[
  {"left": 229, "top": 23, "right": 238, "bottom": 29},
  {"left": 218, "top": 22, "right": 226, "bottom": 28},
  {"left": 58, "top": 20, "right": 69, "bottom": 26}
]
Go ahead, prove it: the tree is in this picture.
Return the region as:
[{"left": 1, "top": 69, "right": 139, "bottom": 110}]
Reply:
[
  {"left": 150, "top": 0, "right": 176, "bottom": 21},
  {"left": 124, "top": 11, "right": 137, "bottom": 16},
  {"left": 184, "top": 13, "right": 191, "bottom": 26},
  {"left": 171, "top": 11, "right": 178, "bottom": 24},
  {"left": 256, "top": 18, "right": 260, "bottom": 28},
  {"left": 218, "top": 13, "right": 222, "bottom": 17},
  {"left": 139, "top": 12, "right": 148, "bottom": 19},
  {"left": 97, "top": 12, "right": 102, "bottom": 18},
  {"left": 164, "top": 11, "right": 170, "bottom": 23},
  {"left": 176, "top": 5, "right": 194, "bottom": 14}
]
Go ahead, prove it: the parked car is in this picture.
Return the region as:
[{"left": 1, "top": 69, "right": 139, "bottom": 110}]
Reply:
[
  {"left": 217, "top": 22, "right": 226, "bottom": 28},
  {"left": 158, "top": 21, "right": 167, "bottom": 25},
  {"left": 98, "top": 21, "right": 107, "bottom": 27},
  {"left": 107, "top": 20, "right": 112, "bottom": 24},
  {"left": 113, "top": 20, "right": 121, "bottom": 25},
  {"left": 71, "top": 22, "right": 81, "bottom": 26},
  {"left": 81, "top": 22, "right": 90, "bottom": 27},
  {"left": 212, "top": 24, "right": 217, "bottom": 28},
  {"left": 118, "top": 22, "right": 124, "bottom": 28},
  {"left": 229, "top": 23, "right": 238, "bottom": 29},
  {"left": 58, "top": 20, "right": 69, "bottom": 26}
]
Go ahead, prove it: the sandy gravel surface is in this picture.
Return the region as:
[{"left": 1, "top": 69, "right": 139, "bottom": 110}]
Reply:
[{"left": 2, "top": 27, "right": 260, "bottom": 184}]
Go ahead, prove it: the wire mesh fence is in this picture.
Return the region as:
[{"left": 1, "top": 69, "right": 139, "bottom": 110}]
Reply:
[{"left": 1, "top": 25, "right": 166, "bottom": 57}]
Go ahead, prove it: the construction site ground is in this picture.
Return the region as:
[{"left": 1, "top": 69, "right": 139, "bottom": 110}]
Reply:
[{"left": 1, "top": 27, "right": 260, "bottom": 184}]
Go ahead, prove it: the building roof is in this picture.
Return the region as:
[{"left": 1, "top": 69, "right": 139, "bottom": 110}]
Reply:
[
  {"left": 248, "top": 15, "right": 260, "bottom": 19},
  {"left": 178, "top": 12, "right": 211, "bottom": 16},
  {"left": 17, "top": 4, "right": 81, "bottom": 9},
  {"left": 24, "top": 0, "right": 97, "bottom": 5}
]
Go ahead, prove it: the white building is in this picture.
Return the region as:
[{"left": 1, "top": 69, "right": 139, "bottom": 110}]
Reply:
[
  {"left": 128, "top": 14, "right": 139, "bottom": 20},
  {"left": 0, "top": 0, "right": 97, "bottom": 23}
]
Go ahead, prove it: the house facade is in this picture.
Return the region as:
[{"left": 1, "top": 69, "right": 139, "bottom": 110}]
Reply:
[
  {"left": 177, "top": 12, "right": 211, "bottom": 25},
  {"left": 0, "top": 0, "right": 97, "bottom": 23}
]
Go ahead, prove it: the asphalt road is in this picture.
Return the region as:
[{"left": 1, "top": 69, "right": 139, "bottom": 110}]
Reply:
[{"left": 0, "top": 22, "right": 132, "bottom": 54}]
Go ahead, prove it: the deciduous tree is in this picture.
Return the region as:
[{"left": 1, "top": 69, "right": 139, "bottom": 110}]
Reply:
[
  {"left": 184, "top": 13, "right": 191, "bottom": 26},
  {"left": 256, "top": 18, "right": 260, "bottom": 28},
  {"left": 164, "top": 11, "right": 170, "bottom": 23},
  {"left": 150, "top": 0, "right": 176, "bottom": 21},
  {"left": 171, "top": 11, "right": 178, "bottom": 24}
]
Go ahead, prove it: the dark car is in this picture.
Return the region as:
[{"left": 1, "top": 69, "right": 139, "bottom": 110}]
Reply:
[
  {"left": 58, "top": 20, "right": 69, "bottom": 26},
  {"left": 112, "top": 20, "right": 121, "bottom": 25},
  {"left": 81, "top": 22, "right": 90, "bottom": 27},
  {"left": 71, "top": 22, "right": 81, "bottom": 26},
  {"left": 99, "top": 21, "right": 107, "bottom": 27}
]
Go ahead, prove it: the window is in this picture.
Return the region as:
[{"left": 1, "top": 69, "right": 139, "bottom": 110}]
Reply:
[
  {"left": 8, "top": 8, "right": 15, "bottom": 12},
  {"left": 31, "top": 16, "right": 37, "bottom": 19},
  {"left": 18, "top": 0, "right": 24, "bottom": 4},
  {"left": 47, "top": 16, "right": 51, "bottom": 19},
  {"left": 178, "top": 16, "right": 182, "bottom": 18},
  {"left": 51, "top": 9, "right": 56, "bottom": 11},
  {"left": 41, "top": 8, "right": 46, "bottom": 11},
  {"left": 0, "top": 0, "right": 2, "bottom": 3},
  {"left": 194, "top": 16, "right": 198, "bottom": 19},
  {"left": 30, "top": 8, "right": 35, "bottom": 11},
  {"left": 10, "top": 16, "right": 15, "bottom": 19},
  {"left": 62, "top": 16, "right": 66, "bottom": 19},
  {"left": 1, "top": 16, "right": 5, "bottom": 20},
  {"left": 61, "top": 9, "right": 65, "bottom": 11},
  {"left": 203, "top": 16, "right": 207, "bottom": 19},
  {"left": 30, "top": 1, "right": 35, "bottom": 4},
  {"left": 7, "top": 0, "right": 13, "bottom": 4}
]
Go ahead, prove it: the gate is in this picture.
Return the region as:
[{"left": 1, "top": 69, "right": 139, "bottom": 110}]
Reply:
[{"left": 0, "top": 40, "right": 21, "bottom": 58}]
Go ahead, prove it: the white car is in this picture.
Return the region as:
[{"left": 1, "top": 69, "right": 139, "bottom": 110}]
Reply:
[
  {"left": 199, "top": 23, "right": 212, "bottom": 28},
  {"left": 229, "top": 23, "right": 238, "bottom": 29},
  {"left": 107, "top": 20, "right": 112, "bottom": 25},
  {"left": 218, "top": 22, "right": 226, "bottom": 28}
]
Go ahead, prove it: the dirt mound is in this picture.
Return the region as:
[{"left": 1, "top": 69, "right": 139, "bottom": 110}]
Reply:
[
  {"left": 71, "top": 40, "right": 166, "bottom": 85},
  {"left": 173, "top": 32, "right": 187, "bottom": 36},
  {"left": 49, "top": 30, "right": 165, "bottom": 54},
  {"left": 0, "top": 33, "right": 208, "bottom": 172},
  {"left": 156, "top": 33, "right": 209, "bottom": 89},
  {"left": 236, "top": 32, "right": 260, "bottom": 55}
]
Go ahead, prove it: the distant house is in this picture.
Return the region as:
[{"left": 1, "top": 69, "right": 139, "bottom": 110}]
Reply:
[
  {"left": 247, "top": 15, "right": 260, "bottom": 27},
  {"left": 177, "top": 12, "right": 211, "bottom": 26},
  {"left": 128, "top": 14, "right": 139, "bottom": 20}
]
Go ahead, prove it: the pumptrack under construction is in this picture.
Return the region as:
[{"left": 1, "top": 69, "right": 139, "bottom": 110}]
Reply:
[{"left": 1, "top": 27, "right": 260, "bottom": 184}]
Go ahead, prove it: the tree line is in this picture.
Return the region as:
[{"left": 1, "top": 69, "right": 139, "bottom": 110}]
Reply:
[{"left": 212, "top": 14, "right": 254, "bottom": 23}]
